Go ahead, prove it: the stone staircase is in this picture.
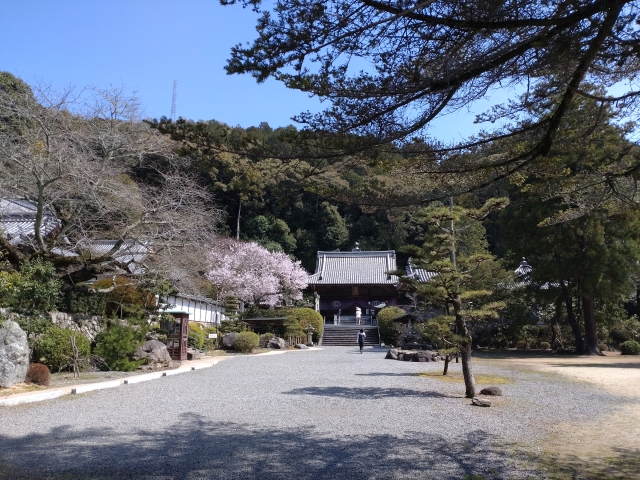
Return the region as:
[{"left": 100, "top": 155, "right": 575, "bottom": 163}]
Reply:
[{"left": 321, "top": 325, "right": 380, "bottom": 346}]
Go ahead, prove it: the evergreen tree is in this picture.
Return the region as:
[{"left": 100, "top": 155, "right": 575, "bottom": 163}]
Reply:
[{"left": 404, "top": 197, "right": 508, "bottom": 398}]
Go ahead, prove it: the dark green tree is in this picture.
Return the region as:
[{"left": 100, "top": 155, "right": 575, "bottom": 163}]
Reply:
[
  {"left": 317, "top": 201, "right": 349, "bottom": 250},
  {"left": 223, "top": 0, "right": 639, "bottom": 197},
  {"left": 403, "top": 197, "right": 508, "bottom": 398}
]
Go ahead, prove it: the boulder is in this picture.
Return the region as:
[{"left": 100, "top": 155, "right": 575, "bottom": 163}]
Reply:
[
  {"left": 133, "top": 340, "right": 172, "bottom": 368},
  {"left": 471, "top": 397, "right": 492, "bottom": 407},
  {"left": 386, "top": 348, "right": 398, "bottom": 360},
  {"left": 305, "top": 342, "right": 313, "bottom": 347},
  {"left": 0, "top": 320, "right": 29, "bottom": 387},
  {"left": 480, "top": 386, "right": 502, "bottom": 396},
  {"left": 295, "top": 344, "right": 308, "bottom": 349},
  {"left": 221, "top": 332, "right": 238, "bottom": 349},
  {"left": 417, "top": 351, "right": 431, "bottom": 362},
  {"left": 268, "top": 337, "right": 288, "bottom": 349}
]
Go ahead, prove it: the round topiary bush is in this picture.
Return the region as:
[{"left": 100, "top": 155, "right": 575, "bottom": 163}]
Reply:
[
  {"left": 598, "top": 343, "right": 609, "bottom": 352},
  {"left": 232, "top": 332, "right": 259, "bottom": 353},
  {"left": 286, "top": 308, "right": 323, "bottom": 342},
  {"left": 35, "top": 327, "right": 91, "bottom": 372},
  {"left": 620, "top": 340, "right": 640, "bottom": 355},
  {"left": 25, "top": 363, "right": 50, "bottom": 386},
  {"left": 539, "top": 341, "right": 551, "bottom": 350},
  {"left": 377, "top": 306, "right": 405, "bottom": 345}
]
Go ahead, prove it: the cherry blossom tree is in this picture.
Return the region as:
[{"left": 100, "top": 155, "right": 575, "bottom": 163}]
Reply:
[{"left": 205, "top": 238, "right": 308, "bottom": 307}]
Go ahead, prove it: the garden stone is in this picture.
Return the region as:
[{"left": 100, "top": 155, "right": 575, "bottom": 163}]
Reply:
[
  {"left": 221, "top": 332, "right": 238, "bottom": 349},
  {"left": 480, "top": 386, "right": 503, "bottom": 396},
  {"left": 295, "top": 344, "right": 308, "bottom": 349},
  {"left": 417, "top": 351, "right": 431, "bottom": 362},
  {"left": 0, "top": 320, "right": 29, "bottom": 388},
  {"left": 385, "top": 348, "right": 398, "bottom": 360},
  {"left": 133, "top": 340, "right": 172, "bottom": 368},
  {"left": 472, "top": 397, "right": 492, "bottom": 407},
  {"left": 268, "top": 337, "right": 288, "bottom": 349}
]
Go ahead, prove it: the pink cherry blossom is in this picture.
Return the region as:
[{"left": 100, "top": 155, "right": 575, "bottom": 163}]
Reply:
[{"left": 205, "top": 238, "right": 308, "bottom": 306}]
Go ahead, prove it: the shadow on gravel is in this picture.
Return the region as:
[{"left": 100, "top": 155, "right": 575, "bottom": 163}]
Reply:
[
  {"left": 0, "top": 414, "right": 542, "bottom": 480},
  {"left": 284, "top": 386, "right": 457, "bottom": 399}
]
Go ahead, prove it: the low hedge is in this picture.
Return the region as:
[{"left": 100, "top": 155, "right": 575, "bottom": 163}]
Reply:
[
  {"left": 620, "top": 340, "right": 640, "bottom": 355},
  {"left": 232, "top": 331, "right": 259, "bottom": 353}
]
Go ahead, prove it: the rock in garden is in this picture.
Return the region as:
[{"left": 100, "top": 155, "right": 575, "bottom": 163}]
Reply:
[
  {"left": 221, "top": 332, "right": 238, "bottom": 349},
  {"left": 268, "top": 337, "right": 288, "bottom": 349},
  {"left": 417, "top": 351, "right": 431, "bottom": 362},
  {"left": 0, "top": 320, "right": 29, "bottom": 388},
  {"left": 133, "top": 340, "right": 172, "bottom": 367},
  {"left": 295, "top": 344, "right": 308, "bottom": 349},
  {"left": 305, "top": 342, "right": 313, "bottom": 347},
  {"left": 471, "top": 397, "right": 492, "bottom": 407},
  {"left": 480, "top": 386, "right": 502, "bottom": 396},
  {"left": 386, "top": 349, "right": 398, "bottom": 360}
]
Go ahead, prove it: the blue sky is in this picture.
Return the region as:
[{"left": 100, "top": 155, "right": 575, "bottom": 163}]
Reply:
[{"left": 2, "top": 1, "right": 500, "bottom": 142}]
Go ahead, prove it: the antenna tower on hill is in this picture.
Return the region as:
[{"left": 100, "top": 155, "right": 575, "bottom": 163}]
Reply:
[{"left": 171, "top": 80, "right": 177, "bottom": 122}]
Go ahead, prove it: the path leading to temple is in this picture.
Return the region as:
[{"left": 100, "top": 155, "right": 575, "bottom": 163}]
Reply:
[{"left": 0, "top": 348, "right": 635, "bottom": 479}]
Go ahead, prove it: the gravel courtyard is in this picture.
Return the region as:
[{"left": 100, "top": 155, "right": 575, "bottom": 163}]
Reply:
[{"left": 0, "top": 347, "right": 635, "bottom": 479}]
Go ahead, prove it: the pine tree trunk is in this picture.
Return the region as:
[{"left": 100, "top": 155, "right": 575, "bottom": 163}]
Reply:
[
  {"left": 561, "top": 288, "right": 585, "bottom": 353},
  {"left": 443, "top": 355, "right": 450, "bottom": 376},
  {"left": 454, "top": 307, "right": 476, "bottom": 398},
  {"left": 582, "top": 297, "right": 601, "bottom": 355}
]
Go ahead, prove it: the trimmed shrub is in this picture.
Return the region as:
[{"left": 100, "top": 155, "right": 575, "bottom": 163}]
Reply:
[
  {"left": 539, "top": 342, "right": 551, "bottom": 350},
  {"left": 25, "top": 363, "right": 51, "bottom": 386},
  {"left": 598, "top": 343, "right": 609, "bottom": 352},
  {"left": 283, "top": 317, "right": 304, "bottom": 338},
  {"left": 620, "top": 340, "right": 640, "bottom": 355},
  {"left": 94, "top": 324, "right": 145, "bottom": 371},
  {"left": 232, "top": 331, "right": 259, "bottom": 353},
  {"left": 516, "top": 340, "right": 527, "bottom": 350},
  {"left": 35, "top": 327, "right": 91, "bottom": 372},
  {"left": 188, "top": 323, "right": 206, "bottom": 350},
  {"left": 377, "top": 306, "right": 406, "bottom": 345},
  {"left": 286, "top": 308, "right": 323, "bottom": 343},
  {"left": 259, "top": 332, "right": 275, "bottom": 347}
]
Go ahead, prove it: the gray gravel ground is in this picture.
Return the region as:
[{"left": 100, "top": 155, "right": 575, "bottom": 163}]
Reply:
[{"left": 0, "top": 347, "right": 634, "bottom": 479}]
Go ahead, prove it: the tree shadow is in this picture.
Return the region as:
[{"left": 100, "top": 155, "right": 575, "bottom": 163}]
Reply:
[
  {"left": 284, "top": 386, "right": 456, "bottom": 399},
  {"left": 0, "top": 415, "right": 542, "bottom": 479}
]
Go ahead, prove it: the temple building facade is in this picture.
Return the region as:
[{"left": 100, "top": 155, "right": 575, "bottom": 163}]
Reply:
[{"left": 307, "top": 244, "right": 399, "bottom": 324}]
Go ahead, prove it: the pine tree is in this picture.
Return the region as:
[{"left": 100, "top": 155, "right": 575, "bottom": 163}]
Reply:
[{"left": 404, "top": 197, "right": 508, "bottom": 398}]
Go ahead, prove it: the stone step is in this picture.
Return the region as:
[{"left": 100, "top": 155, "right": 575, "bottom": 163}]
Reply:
[{"left": 321, "top": 326, "right": 379, "bottom": 346}]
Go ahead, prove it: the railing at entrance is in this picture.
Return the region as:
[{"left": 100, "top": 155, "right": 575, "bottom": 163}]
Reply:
[{"left": 324, "top": 315, "right": 376, "bottom": 326}]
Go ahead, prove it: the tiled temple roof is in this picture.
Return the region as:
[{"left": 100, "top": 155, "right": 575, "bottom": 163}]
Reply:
[
  {"left": 0, "top": 198, "right": 59, "bottom": 245},
  {"left": 308, "top": 249, "right": 399, "bottom": 285}
]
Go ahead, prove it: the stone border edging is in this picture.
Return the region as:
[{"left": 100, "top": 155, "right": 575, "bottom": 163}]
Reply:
[{"left": 0, "top": 360, "right": 221, "bottom": 407}]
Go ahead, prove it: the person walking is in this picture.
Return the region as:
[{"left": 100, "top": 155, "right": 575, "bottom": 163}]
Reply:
[{"left": 357, "top": 328, "right": 366, "bottom": 353}]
